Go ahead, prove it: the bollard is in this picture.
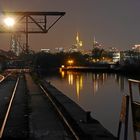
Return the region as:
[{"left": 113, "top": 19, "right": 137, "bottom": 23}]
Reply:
[{"left": 86, "top": 111, "right": 91, "bottom": 122}]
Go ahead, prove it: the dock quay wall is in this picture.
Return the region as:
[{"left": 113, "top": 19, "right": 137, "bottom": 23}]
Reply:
[{"left": 40, "top": 80, "right": 117, "bottom": 140}]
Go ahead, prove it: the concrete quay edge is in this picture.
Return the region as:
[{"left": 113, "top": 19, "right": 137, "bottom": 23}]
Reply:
[{"left": 40, "top": 80, "right": 117, "bottom": 140}]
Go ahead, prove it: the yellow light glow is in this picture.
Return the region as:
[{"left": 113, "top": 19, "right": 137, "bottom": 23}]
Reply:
[
  {"left": 68, "top": 60, "right": 74, "bottom": 65},
  {"left": 61, "top": 71, "right": 65, "bottom": 78},
  {"left": 4, "top": 17, "right": 15, "bottom": 27},
  {"left": 61, "top": 65, "right": 65, "bottom": 68},
  {"left": 79, "top": 41, "right": 83, "bottom": 47},
  {"left": 68, "top": 73, "right": 73, "bottom": 85},
  {"left": 76, "top": 75, "right": 82, "bottom": 101},
  {"left": 76, "top": 78, "right": 80, "bottom": 100}
]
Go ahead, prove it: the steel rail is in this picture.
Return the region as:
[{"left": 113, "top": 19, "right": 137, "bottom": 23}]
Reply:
[
  {"left": 39, "top": 84, "right": 80, "bottom": 140},
  {"left": 128, "top": 79, "right": 140, "bottom": 84},
  {"left": 0, "top": 75, "right": 4, "bottom": 83},
  {"left": 0, "top": 77, "right": 20, "bottom": 138},
  {"left": 0, "top": 72, "right": 13, "bottom": 83}
]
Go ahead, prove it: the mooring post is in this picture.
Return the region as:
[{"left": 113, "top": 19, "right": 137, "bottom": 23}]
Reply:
[{"left": 86, "top": 111, "right": 91, "bottom": 122}]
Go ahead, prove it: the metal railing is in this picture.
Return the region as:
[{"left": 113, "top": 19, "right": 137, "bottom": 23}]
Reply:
[{"left": 128, "top": 79, "right": 140, "bottom": 140}]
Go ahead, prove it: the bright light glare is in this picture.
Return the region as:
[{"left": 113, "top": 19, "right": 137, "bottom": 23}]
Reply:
[{"left": 4, "top": 17, "right": 15, "bottom": 27}]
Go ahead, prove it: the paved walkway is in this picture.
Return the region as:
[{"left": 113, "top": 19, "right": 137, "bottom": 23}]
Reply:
[{"left": 25, "top": 74, "right": 73, "bottom": 140}]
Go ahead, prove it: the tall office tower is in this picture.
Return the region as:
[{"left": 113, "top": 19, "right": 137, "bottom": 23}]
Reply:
[
  {"left": 75, "top": 32, "right": 83, "bottom": 49},
  {"left": 93, "top": 36, "right": 100, "bottom": 48}
]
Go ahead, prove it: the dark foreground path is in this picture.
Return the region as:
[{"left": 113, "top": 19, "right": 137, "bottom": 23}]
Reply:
[{"left": 25, "top": 74, "right": 73, "bottom": 140}]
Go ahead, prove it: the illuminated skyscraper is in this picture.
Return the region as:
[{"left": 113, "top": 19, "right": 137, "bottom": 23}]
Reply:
[
  {"left": 93, "top": 36, "right": 100, "bottom": 48},
  {"left": 70, "top": 32, "right": 83, "bottom": 52},
  {"left": 75, "top": 32, "right": 83, "bottom": 49}
]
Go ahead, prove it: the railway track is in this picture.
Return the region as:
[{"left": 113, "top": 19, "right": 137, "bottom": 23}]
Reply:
[
  {"left": 0, "top": 77, "right": 19, "bottom": 138},
  {"left": 0, "top": 72, "right": 28, "bottom": 139},
  {"left": 0, "top": 70, "right": 90, "bottom": 139},
  {"left": 39, "top": 84, "right": 82, "bottom": 140},
  {"left": 0, "top": 70, "right": 89, "bottom": 140},
  {"left": 0, "top": 70, "right": 14, "bottom": 83}
]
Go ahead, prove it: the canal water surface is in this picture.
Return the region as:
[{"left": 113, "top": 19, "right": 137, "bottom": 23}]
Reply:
[{"left": 45, "top": 70, "right": 140, "bottom": 140}]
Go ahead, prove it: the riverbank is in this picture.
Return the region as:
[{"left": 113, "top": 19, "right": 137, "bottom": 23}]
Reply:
[
  {"left": 60, "top": 65, "right": 140, "bottom": 74},
  {"left": 40, "top": 79, "right": 117, "bottom": 140}
]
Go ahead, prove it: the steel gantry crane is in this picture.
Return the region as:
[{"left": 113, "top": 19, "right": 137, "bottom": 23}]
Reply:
[{"left": 0, "top": 11, "right": 65, "bottom": 53}]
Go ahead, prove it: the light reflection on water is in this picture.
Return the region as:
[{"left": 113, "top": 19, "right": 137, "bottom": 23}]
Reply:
[{"left": 45, "top": 70, "right": 140, "bottom": 140}]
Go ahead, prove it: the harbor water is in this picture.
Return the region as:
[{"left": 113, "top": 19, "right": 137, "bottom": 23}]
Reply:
[{"left": 45, "top": 70, "right": 140, "bottom": 140}]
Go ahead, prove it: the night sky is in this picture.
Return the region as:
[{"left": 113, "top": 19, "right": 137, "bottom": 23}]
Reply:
[{"left": 0, "top": 0, "right": 140, "bottom": 52}]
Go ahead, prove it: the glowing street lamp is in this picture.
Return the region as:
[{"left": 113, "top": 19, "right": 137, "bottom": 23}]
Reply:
[
  {"left": 1, "top": 11, "right": 65, "bottom": 53},
  {"left": 68, "top": 59, "right": 74, "bottom": 66},
  {"left": 4, "top": 17, "right": 15, "bottom": 27}
]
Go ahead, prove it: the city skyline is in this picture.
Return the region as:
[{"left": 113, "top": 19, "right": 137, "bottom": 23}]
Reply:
[{"left": 0, "top": 0, "right": 140, "bottom": 52}]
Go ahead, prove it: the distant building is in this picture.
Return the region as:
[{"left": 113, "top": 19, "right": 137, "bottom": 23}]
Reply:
[
  {"left": 108, "top": 47, "right": 119, "bottom": 52},
  {"left": 69, "top": 48, "right": 79, "bottom": 53},
  {"left": 41, "top": 49, "right": 50, "bottom": 53},
  {"left": 108, "top": 47, "right": 120, "bottom": 63},
  {"left": 93, "top": 36, "right": 101, "bottom": 48},
  {"left": 72, "top": 32, "right": 83, "bottom": 52},
  {"left": 112, "top": 52, "right": 120, "bottom": 62},
  {"left": 132, "top": 44, "right": 140, "bottom": 52},
  {"left": 55, "top": 47, "right": 65, "bottom": 53}
]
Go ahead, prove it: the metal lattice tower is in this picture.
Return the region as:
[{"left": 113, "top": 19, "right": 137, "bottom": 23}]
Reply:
[
  {"left": 10, "top": 33, "right": 23, "bottom": 56},
  {"left": 0, "top": 11, "right": 65, "bottom": 53}
]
